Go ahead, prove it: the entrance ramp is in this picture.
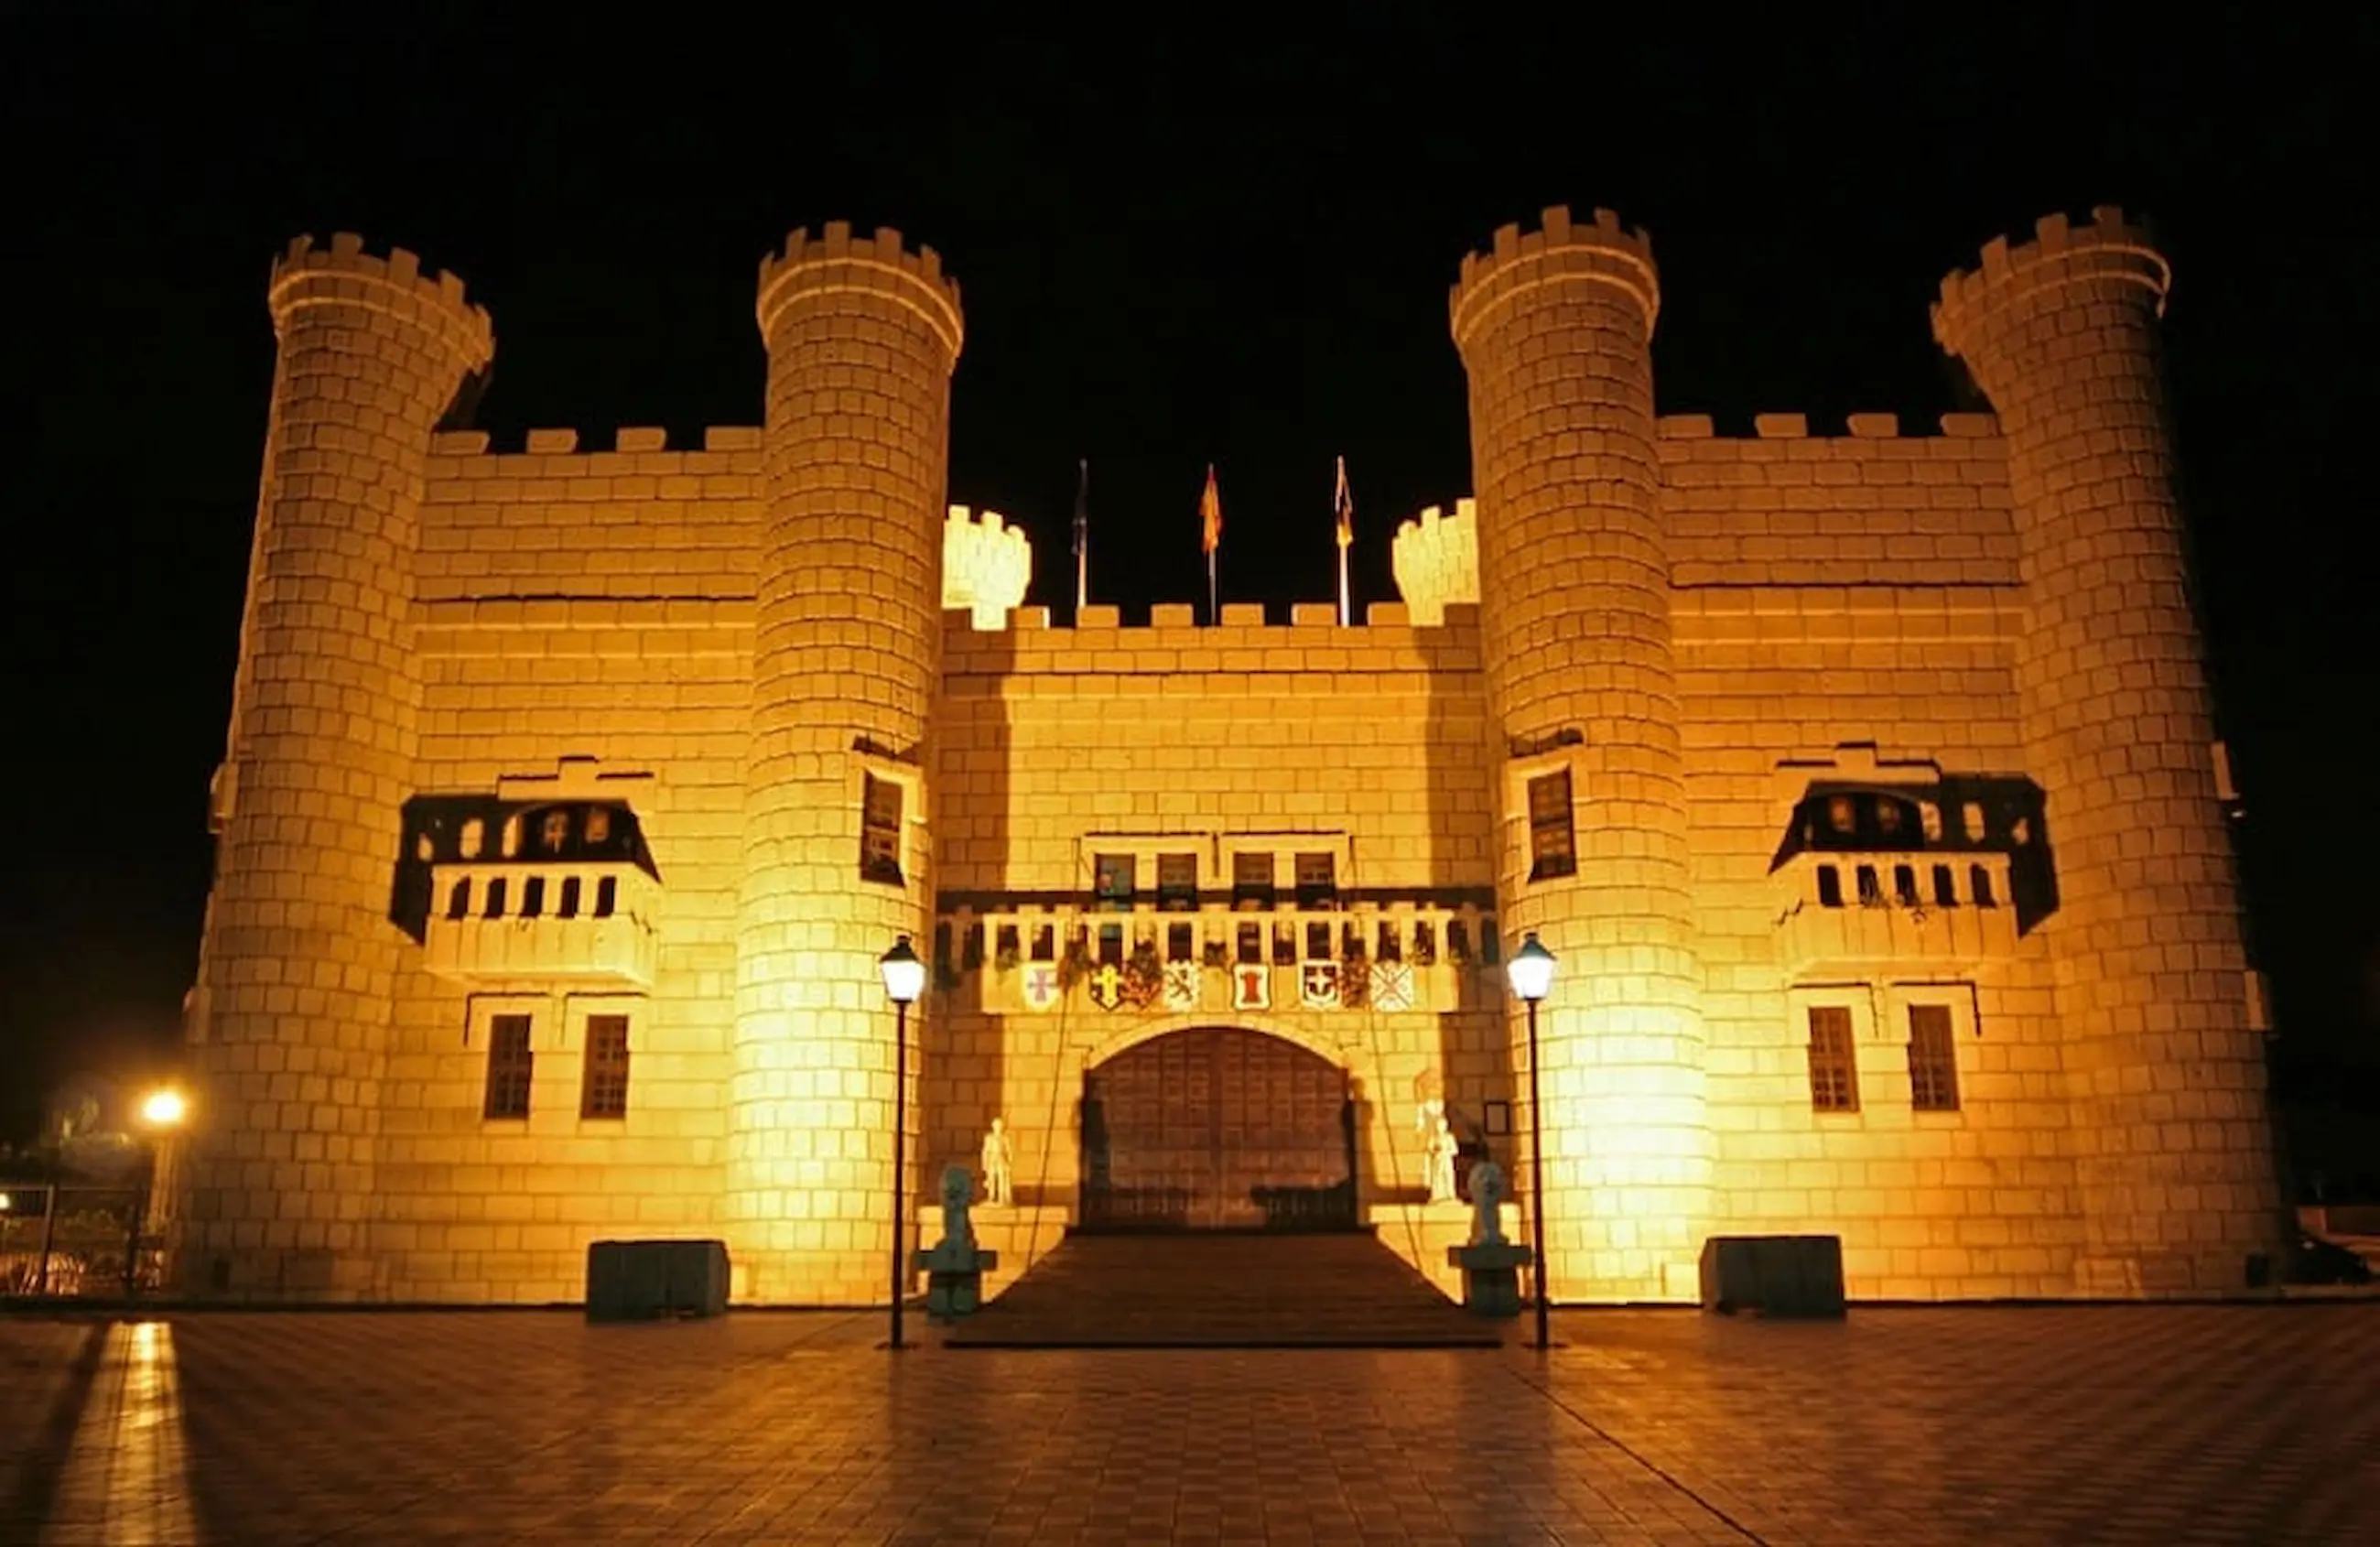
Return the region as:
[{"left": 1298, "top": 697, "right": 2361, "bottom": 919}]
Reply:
[{"left": 944, "top": 1230, "right": 1502, "bottom": 1348}]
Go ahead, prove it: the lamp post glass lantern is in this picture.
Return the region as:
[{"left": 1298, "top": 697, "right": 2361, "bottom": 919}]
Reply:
[
  {"left": 127, "top": 1087, "right": 188, "bottom": 1298},
  {"left": 879, "top": 936, "right": 925, "bottom": 1349},
  {"left": 1505, "top": 933, "right": 1556, "bottom": 1349}
]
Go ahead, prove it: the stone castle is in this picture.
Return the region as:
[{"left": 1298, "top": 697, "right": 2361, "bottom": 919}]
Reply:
[{"left": 172, "top": 206, "right": 2284, "bottom": 1306}]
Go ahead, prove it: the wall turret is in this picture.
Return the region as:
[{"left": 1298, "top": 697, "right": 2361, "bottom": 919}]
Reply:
[
  {"left": 731, "top": 223, "right": 962, "bottom": 1304},
  {"left": 1932, "top": 209, "right": 2283, "bottom": 1293},
  {"left": 1450, "top": 208, "right": 1710, "bottom": 1301},
  {"left": 181, "top": 234, "right": 493, "bottom": 1299}
]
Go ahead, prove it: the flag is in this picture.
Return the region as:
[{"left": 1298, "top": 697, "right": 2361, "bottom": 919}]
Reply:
[
  {"left": 1199, "top": 464, "right": 1223, "bottom": 555},
  {"left": 1334, "top": 455, "right": 1353, "bottom": 549}
]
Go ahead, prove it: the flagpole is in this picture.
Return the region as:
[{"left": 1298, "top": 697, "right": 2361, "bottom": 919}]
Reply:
[
  {"left": 1337, "top": 544, "right": 1350, "bottom": 628},
  {"left": 1074, "top": 459, "right": 1089, "bottom": 617},
  {"left": 1334, "top": 454, "right": 1353, "bottom": 627},
  {"left": 1208, "top": 548, "right": 1217, "bottom": 628}
]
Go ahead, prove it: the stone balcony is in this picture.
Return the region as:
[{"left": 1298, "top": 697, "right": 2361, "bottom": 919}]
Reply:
[
  {"left": 1771, "top": 849, "right": 2018, "bottom": 977},
  {"left": 932, "top": 895, "right": 1504, "bottom": 1016},
  {"left": 421, "top": 861, "right": 661, "bottom": 988}
]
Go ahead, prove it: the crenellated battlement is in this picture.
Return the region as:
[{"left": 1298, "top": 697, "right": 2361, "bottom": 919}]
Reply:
[
  {"left": 1449, "top": 205, "right": 1660, "bottom": 347},
  {"left": 1931, "top": 206, "right": 2171, "bottom": 354},
  {"left": 1390, "top": 499, "right": 1479, "bottom": 624},
  {"left": 755, "top": 221, "right": 964, "bottom": 357},
  {"left": 942, "top": 598, "right": 1471, "bottom": 639},
  {"left": 426, "top": 426, "right": 765, "bottom": 458},
  {"left": 267, "top": 233, "right": 494, "bottom": 367},
  {"left": 942, "top": 505, "right": 1033, "bottom": 627},
  {"left": 1654, "top": 411, "right": 1999, "bottom": 440}
]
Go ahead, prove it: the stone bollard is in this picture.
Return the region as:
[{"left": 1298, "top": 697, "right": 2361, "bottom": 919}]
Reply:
[
  {"left": 1446, "top": 1160, "right": 1531, "bottom": 1317},
  {"left": 912, "top": 1164, "right": 1001, "bottom": 1320}
]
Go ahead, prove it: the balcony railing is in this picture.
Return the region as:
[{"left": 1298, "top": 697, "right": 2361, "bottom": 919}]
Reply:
[
  {"left": 422, "top": 862, "right": 661, "bottom": 989},
  {"left": 933, "top": 897, "right": 1502, "bottom": 1015},
  {"left": 1771, "top": 849, "right": 2018, "bottom": 976}
]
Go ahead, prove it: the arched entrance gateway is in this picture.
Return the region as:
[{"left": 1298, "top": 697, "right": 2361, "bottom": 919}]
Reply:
[{"left": 1078, "top": 1027, "right": 1358, "bottom": 1231}]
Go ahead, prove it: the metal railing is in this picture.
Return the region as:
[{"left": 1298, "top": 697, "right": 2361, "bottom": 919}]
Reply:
[{"left": 0, "top": 1185, "right": 165, "bottom": 1300}]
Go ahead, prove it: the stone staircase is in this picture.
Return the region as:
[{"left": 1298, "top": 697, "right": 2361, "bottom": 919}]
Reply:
[{"left": 942, "top": 1230, "right": 1504, "bottom": 1348}]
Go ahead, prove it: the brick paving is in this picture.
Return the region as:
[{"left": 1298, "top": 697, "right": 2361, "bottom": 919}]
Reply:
[{"left": 1, "top": 1304, "right": 2374, "bottom": 1544}]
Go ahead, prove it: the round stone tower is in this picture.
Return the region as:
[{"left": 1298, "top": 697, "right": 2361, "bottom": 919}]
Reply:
[
  {"left": 730, "top": 223, "right": 962, "bottom": 1303},
  {"left": 1932, "top": 209, "right": 2283, "bottom": 1294},
  {"left": 1450, "top": 207, "right": 1710, "bottom": 1301},
  {"left": 181, "top": 234, "right": 492, "bottom": 1299}
]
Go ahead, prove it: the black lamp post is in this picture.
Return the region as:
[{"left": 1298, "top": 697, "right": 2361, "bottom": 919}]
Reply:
[
  {"left": 878, "top": 935, "right": 925, "bottom": 1350},
  {"left": 1506, "top": 932, "right": 1556, "bottom": 1352}
]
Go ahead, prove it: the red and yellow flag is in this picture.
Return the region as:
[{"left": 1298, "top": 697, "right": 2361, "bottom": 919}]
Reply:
[
  {"left": 1334, "top": 455, "right": 1353, "bottom": 549},
  {"left": 1200, "top": 463, "right": 1223, "bottom": 555}
]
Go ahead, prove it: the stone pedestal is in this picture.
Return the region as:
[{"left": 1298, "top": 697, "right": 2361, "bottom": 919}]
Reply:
[
  {"left": 912, "top": 1239, "right": 1000, "bottom": 1320},
  {"left": 1446, "top": 1239, "right": 1533, "bottom": 1318},
  {"left": 914, "top": 1204, "right": 1067, "bottom": 1302},
  {"left": 1368, "top": 1201, "right": 1523, "bottom": 1302}
]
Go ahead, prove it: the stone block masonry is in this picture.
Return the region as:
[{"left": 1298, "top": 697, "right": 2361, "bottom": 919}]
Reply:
[{"left": 171, "top": 206, "right": 2281, "bottom": 1307}]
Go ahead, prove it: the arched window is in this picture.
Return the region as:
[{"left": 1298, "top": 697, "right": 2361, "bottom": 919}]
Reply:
[{"left": 460, "top": 818, "right": 485, "bottom": 860}]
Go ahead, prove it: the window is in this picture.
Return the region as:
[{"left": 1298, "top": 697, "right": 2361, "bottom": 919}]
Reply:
[
  {"left": 1157, "top": 852, "right": 1198, "bottom": 911},
  {"left": 1294, "top": 852, "right": 1336, "bottom": 909},
  {"left": 1167, "top": 922, "right": 1195, "bottom": 962},
  {"left": 1805, "top": 1006, "right": 1859, "bottom": 1113},
  {"left": 1876, "top": 801, "right": 1904, "bottom": 838},
  {"left": 1892, "top": 865, "right": 1919, "bottom": 907},
  {"left": 1094, "top": 853, "right": 1136, "bottom": 909},
  {"left": 1855, "top": 865, "right": 1883, "bottom": 905},
  {"left": 502, "top": 815, "right": 523, "bottom": 858},
  {"left": 540, "top": 809, "right": 570, "bottom": 853},
  {"left": 580, "top": 1014, "right": 631, "bottom": 1120},
  {"left": 1816, "top": 865, "right": 1844, "bottom": 908},
  {"left": 860, "top": 774, "right": 903, "bottom": 885},
  {"left": 1827, "top": 795, "right": 1857, "bottom": 836},
  {"left": 1232, "top": 851, "right": 1275, "bottom": 910},
  {"left": 584, "top": 806, "right": 612, "bottom": 845},
  {"left": 1931, "top": 864, "right": 1957, "bottom": 907},
  {"left": 483, "top": 1014, "right": 534, "bottom": 1120},
  {"left": 521, "top": 876, "right": 546, "bottom": 918},
  {"left": 485, "top": 877, "right": 509, "bottom": 917},
  {"left": 445, "top": 879, "right": 471, "bottom": 920},
  {"left": 559, "top": 876, "right": 583, "bottom": 917},
  {"left": 1237, "top": 921, "right": 1264, "bottom": 963},
  {"left": 1920, "top": 801, "right": 1944, "bottom": 842},
  {"left": 1969, "top": 864, "right": 1996, "bottom": 907},
  {"left": 1906, "top": 1004, "right": 1961, "bottom": 1112},
  {"left": 1527, "top": 770, "right": 1577, "bottom": 881},
  {"left": 460, "top": 817, "right": 485, "bottom": 859},
  {"left": 1961, "top": 801, "right": 1986, "bottom": 842},
  {"left": 594, "top": 875, "right": 618, "bottom": 917}
]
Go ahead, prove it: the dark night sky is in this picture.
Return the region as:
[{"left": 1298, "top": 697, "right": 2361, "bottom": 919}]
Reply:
[{"left": 0, "top": 6, "right": 2370, "bottom": 1143}]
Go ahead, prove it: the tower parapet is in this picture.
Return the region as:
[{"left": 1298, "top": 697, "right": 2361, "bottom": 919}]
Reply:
[
  {"left": 941, "top": 505, "right": 1033, "bottom": 627},
  {"left": 1932, "top": 208, "right": 2282, "bottom": 1293},
  {"left": 1390, "top": 499, "right": 1478, "bottom": 625},
  {"left": 182, "top": 233, "right": 493, "bottom": 1299},
  {"left": 1451, "top": 207, "right": 1709, "bottom": 1301},
  {"left": 733, "top": 222, "right": 963, "bottom": 1304}
]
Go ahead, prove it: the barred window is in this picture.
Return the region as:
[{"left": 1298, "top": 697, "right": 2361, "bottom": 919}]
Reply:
[
  {"left": 1805, "top": 1006, "right": 1859, "bottom": 1113},
  {"left": 483, "top": 1014, "right": 534, "bottom": 1120},
  {"left": 1232, "top": 851, "right": 1275, "bottom": 910},
  {"left": 580, "top": 1014, "right": 632, "bottom": 1120},
  {"left": 1907, "top": 1004, "right": 1961, "bottom": 1112},
  {"left": 860, "top": 774, "right": 903, "bottom": 885},
  {"left": 1094, "top": 853, "right": 1136, "bottom": 909},
  {"left": 1157, "top": 852, "right": 1198, "bottom": 911},
  {"left": 1294, "top": 851, "right": 1337, "bottom": 909},
  {"left": 1527, "top": 771, "right": 1576, "bottom": 881}
]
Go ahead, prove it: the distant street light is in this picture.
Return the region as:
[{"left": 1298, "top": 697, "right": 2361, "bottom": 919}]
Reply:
[
  {"left": 879, "top": 936, "right": 925, "bottom": 1350},
  {"left": 1505, "top": 932, "right": 1556, "bottom": 1352}
]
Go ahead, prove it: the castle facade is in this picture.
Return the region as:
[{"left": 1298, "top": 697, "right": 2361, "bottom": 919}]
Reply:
[{"left": 172, "top": 207, "right": 2284, "bottom": 1305}]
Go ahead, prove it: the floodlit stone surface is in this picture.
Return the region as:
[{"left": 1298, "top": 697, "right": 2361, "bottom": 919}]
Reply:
[
  {"left": 173, "top": 211, "right": 2282, "bottom": 1309},
  {"left": 5, "top": 1308, "right": 2376, "bottom": 1544}
]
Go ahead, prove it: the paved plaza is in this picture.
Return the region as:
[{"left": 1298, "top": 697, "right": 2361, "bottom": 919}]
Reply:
[{"left": 2, "top": 1303, "right": 2375, "bottom": 1545}]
